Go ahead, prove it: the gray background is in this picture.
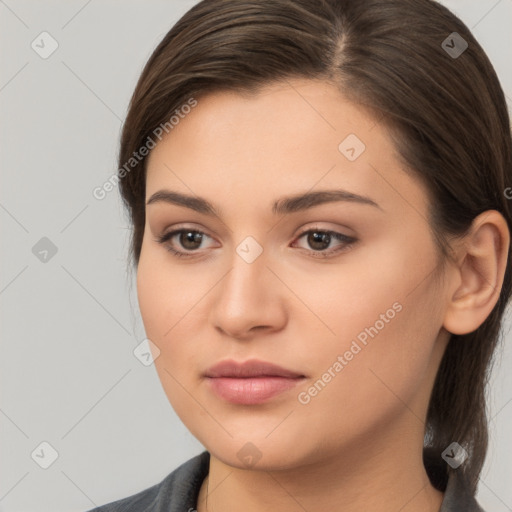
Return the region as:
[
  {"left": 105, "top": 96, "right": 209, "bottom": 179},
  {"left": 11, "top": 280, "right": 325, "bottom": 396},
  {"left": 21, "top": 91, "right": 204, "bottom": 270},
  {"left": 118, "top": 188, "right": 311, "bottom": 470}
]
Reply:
[{"left": 1, "top": 1, "right": 511, "bottom": 511}]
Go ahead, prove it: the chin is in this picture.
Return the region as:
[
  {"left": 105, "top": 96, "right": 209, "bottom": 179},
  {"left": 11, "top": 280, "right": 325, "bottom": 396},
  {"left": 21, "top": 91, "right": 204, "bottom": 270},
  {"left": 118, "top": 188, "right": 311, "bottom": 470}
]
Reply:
[{"left": 200, "top": 433, "right": 317, "bottom": 472}]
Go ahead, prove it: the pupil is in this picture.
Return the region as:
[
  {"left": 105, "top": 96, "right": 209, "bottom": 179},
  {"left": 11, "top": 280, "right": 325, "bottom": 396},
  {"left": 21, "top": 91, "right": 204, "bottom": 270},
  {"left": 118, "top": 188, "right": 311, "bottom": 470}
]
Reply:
[
  {"left": 309, "top": 232, "right": 330, "bottom": 250},
  {"left": 181, "top": 231, "right": 202, "bottom": 249}
]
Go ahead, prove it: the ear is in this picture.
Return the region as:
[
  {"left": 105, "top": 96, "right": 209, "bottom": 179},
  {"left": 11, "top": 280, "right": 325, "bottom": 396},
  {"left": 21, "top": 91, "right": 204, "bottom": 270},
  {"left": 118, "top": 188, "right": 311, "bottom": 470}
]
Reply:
[{"left": 443, "top": 210, "right": 510, "bottom": 335}]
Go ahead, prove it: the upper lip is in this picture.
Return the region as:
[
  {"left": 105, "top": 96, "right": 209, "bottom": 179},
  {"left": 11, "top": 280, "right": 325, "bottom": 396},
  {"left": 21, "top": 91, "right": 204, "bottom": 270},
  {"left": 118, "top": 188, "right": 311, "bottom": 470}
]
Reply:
[{"left": 204, "top": 359, "right": 305, "bottom": 378}]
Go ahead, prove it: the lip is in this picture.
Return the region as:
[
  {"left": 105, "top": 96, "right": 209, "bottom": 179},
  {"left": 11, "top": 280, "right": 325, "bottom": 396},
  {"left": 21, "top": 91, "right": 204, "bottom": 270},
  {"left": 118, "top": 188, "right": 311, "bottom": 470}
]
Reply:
[
  {"left": 205, "top": 359, "right": 305, "bottom": 378},
  {"left": 204, "top": 359, "right": 306, "bottom": 405}
]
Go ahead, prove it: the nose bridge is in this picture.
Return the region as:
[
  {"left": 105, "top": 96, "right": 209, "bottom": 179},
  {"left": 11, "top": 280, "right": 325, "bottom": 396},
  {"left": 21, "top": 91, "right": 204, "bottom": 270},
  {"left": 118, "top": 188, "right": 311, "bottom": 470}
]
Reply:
[
  {"left": 210, "top": 237, "right": 285, "bottom": 337},
  {"left": 219, "top": 241, "right": 269, "bottom": 309}
]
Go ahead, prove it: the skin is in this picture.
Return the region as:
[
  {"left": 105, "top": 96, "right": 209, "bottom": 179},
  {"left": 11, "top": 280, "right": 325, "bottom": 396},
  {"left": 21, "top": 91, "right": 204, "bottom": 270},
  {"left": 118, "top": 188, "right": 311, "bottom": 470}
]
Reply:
[{"left": 137, "top": 78, "right": 509, "bottom": 512}]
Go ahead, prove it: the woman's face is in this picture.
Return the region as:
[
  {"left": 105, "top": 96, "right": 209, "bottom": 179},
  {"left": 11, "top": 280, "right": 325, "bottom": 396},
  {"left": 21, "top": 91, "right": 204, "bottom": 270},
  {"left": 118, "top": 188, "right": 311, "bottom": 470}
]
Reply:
[{"left": 137, "top": 78, "right": 452, "bottom": 470}]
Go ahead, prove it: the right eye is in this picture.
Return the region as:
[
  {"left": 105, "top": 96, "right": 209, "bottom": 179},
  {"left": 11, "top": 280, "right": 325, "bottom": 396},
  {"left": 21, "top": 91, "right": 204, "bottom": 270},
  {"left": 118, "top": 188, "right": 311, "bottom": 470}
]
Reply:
[{"left": 155, "top": 228, "right": 217, "bottom": 258}]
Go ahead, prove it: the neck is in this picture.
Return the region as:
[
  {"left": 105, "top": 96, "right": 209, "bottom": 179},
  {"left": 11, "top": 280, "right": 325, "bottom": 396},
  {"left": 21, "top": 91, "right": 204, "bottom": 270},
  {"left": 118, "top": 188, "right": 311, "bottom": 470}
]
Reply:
[{"left": 197, "top": 417, "right": 444, "bottom": 512}]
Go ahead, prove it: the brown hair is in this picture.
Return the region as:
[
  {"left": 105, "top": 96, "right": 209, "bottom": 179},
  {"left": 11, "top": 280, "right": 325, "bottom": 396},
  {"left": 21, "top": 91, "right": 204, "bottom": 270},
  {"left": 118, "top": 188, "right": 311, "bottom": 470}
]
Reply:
[{"left": 117, "top": 0, "right": 512, "bottom": 494}]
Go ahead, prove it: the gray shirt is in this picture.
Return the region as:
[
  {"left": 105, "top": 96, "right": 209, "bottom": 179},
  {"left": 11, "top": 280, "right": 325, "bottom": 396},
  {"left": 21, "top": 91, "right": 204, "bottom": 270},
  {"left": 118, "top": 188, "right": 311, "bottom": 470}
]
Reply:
[{"left": 85, "top": 451, "right": 485, "bottom": 512}]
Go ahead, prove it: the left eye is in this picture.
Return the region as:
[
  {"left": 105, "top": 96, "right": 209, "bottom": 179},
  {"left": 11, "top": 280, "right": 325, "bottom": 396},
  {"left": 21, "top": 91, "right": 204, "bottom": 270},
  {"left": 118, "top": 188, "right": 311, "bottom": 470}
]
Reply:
[{"left": 292, "top": 229, "right": 356, "bottom": 256}]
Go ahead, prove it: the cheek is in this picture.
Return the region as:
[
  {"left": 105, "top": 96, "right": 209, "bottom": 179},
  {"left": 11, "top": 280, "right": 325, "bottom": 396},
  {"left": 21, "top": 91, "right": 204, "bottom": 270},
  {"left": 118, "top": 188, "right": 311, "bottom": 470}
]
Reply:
[
  {"left": 136, "top": 246, "right": 200, "bottom": 342},
  {"left": 293, "top": 299, "right": 440, "bottom": 455},
  {"left": 137, "top": 260, "right": 191, "bottom": 377},
  {"left": 136, "top": 246, "right": 208, "bottom": 403},
  {"left": 136, "top": 246, "right": 163, "bottom": 336},
  {"left": 136, "top": 259, "right": 203, "bottom": 430},
  {"left": 297, "top": 237, "right": 441, "bottom": 419}
]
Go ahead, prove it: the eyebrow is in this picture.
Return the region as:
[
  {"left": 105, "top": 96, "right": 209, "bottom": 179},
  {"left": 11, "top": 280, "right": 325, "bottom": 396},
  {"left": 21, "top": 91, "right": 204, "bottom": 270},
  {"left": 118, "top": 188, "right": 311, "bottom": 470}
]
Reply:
[{"left": 146, "top": 189, "right": 382, "bottom": 216}]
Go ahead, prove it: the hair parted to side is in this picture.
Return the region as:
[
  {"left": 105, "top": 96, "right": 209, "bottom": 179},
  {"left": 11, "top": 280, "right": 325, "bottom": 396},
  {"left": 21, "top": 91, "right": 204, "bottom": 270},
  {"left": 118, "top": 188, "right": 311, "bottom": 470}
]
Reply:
[{"left": 117, "top": 0, "right": 512, "bottom": 495}]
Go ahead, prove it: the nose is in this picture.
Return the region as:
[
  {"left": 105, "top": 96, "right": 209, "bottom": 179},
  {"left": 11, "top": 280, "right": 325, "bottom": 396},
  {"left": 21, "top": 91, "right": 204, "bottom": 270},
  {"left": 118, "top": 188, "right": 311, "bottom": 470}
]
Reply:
[{"left": 209, "top": 246, "right": 287, "bottom": 340}]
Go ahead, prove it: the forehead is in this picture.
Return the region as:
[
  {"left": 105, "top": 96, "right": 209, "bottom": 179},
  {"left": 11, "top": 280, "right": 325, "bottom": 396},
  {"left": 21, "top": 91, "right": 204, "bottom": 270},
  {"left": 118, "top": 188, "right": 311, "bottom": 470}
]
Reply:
[
  {"left": 144, "top": 78, "right": 430, "bottom": 222},
  {"left": 149, "top": 78, "right": 378, "bottom": 153}
]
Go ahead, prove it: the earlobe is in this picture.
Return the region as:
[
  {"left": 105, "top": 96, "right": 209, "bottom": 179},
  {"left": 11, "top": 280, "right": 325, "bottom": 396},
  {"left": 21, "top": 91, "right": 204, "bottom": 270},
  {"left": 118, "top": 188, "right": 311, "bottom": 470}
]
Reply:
[{"left": 443, "top": 210, "right": 510, "bottom": 336}]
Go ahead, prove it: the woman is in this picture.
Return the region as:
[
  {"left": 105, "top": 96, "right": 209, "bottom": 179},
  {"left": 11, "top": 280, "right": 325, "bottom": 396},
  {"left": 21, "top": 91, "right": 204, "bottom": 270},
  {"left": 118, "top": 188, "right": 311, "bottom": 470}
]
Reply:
[{"left": 87, "top": 0, "right": 512, "bottom": 511}]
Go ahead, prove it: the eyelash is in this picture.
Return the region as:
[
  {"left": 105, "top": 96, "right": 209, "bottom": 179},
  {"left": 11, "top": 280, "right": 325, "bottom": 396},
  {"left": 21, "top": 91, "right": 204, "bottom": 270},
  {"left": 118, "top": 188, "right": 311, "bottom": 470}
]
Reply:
[{"left": 155, "top": 227, "right": 357, "bottom": 259}]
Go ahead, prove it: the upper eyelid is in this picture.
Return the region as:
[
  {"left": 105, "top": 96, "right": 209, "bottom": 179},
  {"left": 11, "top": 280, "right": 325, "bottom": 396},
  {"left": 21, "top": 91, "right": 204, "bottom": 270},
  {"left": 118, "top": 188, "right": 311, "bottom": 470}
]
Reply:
[
  {"left": 162, "top": 226, "right": 216, "bottom": 242},
  {"left": 160, "top": 226, "right": 354, "bottom": 247},
  {"left": 161, "top": 225, "right": 349, "bottom": 236},
  {"left": 160, "top": 221, "right": 353, "bottom": 236}
]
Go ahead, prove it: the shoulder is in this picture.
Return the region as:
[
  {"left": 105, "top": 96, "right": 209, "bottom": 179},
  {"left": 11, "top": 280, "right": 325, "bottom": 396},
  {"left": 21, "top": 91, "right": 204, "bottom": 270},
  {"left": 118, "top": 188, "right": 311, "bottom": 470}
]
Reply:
[
  {"left": 424, "top": 452, "right": 486, "bottom": 512},
  {"left": 440, "top": 469, "right": 486, "bottom": 512},
  {"left": 84, "top": 451, "right": 210, "bottom": 512}
]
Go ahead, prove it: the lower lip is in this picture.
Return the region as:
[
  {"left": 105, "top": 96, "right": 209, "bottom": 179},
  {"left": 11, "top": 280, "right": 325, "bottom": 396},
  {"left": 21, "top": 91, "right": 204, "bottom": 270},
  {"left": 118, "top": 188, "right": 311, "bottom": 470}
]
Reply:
[{"left": 206, "top": 376, "right": 305, "bottom": 405}]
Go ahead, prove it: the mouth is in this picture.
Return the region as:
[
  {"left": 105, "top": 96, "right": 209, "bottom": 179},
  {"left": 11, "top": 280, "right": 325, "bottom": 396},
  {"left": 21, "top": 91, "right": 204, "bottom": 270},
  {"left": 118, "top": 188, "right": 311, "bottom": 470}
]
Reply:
[{"left": 204, "top": 359, "right": 307, "bottom": 405}]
